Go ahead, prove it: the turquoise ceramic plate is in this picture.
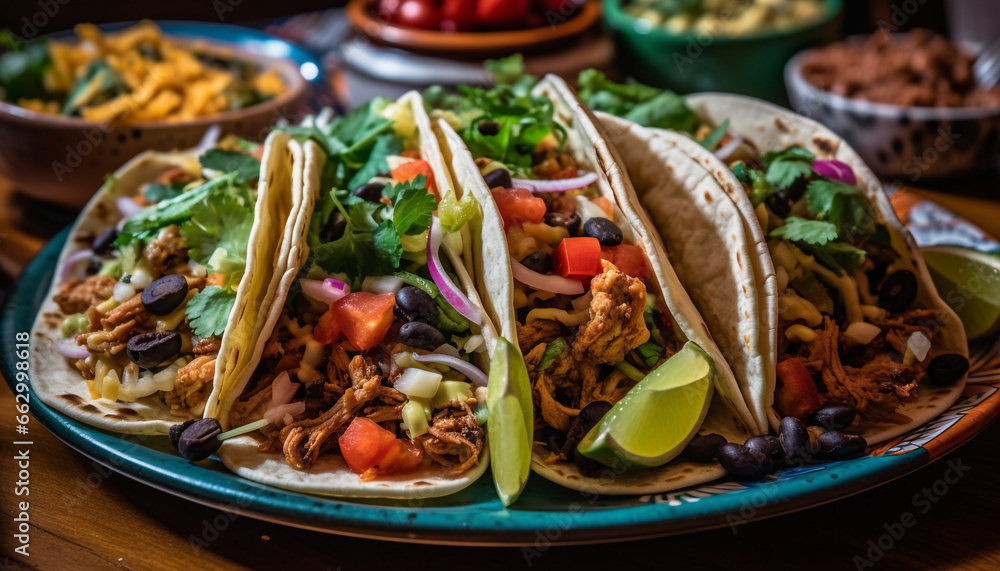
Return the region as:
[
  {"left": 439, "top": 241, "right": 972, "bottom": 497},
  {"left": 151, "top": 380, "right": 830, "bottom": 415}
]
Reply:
[{"left": 4, "top": 230, "right": 1000, "bottom": 545}]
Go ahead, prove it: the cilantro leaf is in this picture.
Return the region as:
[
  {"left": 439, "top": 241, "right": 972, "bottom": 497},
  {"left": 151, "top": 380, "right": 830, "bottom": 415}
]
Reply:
[
  {"left": 373, "top": 220, "right": 403, "bottom": 269},
  {"left": 199, "top": 149, "right": 261, "bottom": 182},
  {"left": 115, "top": 175, "right": 230, "bottom": 247},
  {"left": 143, "top": 181, "right": 187, "bottom": 203},
  {"left": 186, "top": 286, "right": 237, "bottom": 338},
  {"left": 307, "top": 189, "right": 339, "bottom": 250},
  {"left": 763, "top": 146, "right": 815, "bottom": 188},
  {"left": 806, "top": 179, "right": 877, "bottom": 240},
  {"left": 393, "top": 184, "right": 436, "bottom": 235},
  {"left": 179, "top": 188, "right": 255, "bottom": 281},
  {"left": 0, "top": 37, "right": 51, "bottom": 101},
  {"left": 347, "top": 133, "right": 402, "bottom": 191},
  {"left": 636, "top": 341, "right": 665, "bottom": 368},
  {"left": 811, "top": 241, "right": 868, "bottom": 276},
  {"left": 770, "top": 217, "right": 839, "bottom": 245}
]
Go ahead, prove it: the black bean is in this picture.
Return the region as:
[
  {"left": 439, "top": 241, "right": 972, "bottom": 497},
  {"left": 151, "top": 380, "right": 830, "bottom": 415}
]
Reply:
[
  {"left": 561, "top": 401, "right": 612, "bottom": 457},
  {"left": 878, "top": 270, "right": 918, "bottom": 313},
  {"left": 717, "top": 443, "right": 772, "bottom": 480},
  {"left": 398, "top": 322, "right": 446, "bottom": 351},
  {"left": 92, "top": 227, "right": 119, "bottom": 255},
  {"left": 126, "top": 331, "right": 182, "bottom": 369},
  {"left": 86, "top": 257, "right": 103, "bottom": 275},
  {"left": 779, "top": 416, "right": 813, "bottom": 463},
  {"left": 177, "top": 418, "right": 223, "bottom": 461},
  {"left": 320, "top": 211, "right": 347, "bottom": 243},
  {"left": 745, "top": 435, "right": 784, "bottom": 463},
  {"left": 141, "top": 274, "right": 189, "bottom": 316},
  {"left": 520, "top": 251, "right": 553, "bottom": 274},
  {"left": 766, "top": 190, "right": 793, "bottom": 219},
  {"left": 583, "top": 217, "right": 624, "bottom": 246},
  {"left": 810, "top": 403, "right": 857, "bottom": 431},
  {"left": 353, "top": 181, "right": 386, "bottom": 203},
  {"left": 168, "top": 419, "right": 196, "bottom": 449},
  {"left": 394, "top": 286, "right": 439, "bottom": 324},
  {"left": 544, "top": 210, "right": 582, "bottom": 235},
  {"left": 477, "top": 120, "right": 500, "bottom": 136},
  {"left": 925, "top": 353, "right": 970, "bottom": 386},
  {"left": 483, "top": 168, "right": 512, "bottom": 190},
  {"left": 684, "top": 433, "right": 728, "bottom": 463},
  {"left": 817, "top": 431, "right": 867, "bottom": 460}
]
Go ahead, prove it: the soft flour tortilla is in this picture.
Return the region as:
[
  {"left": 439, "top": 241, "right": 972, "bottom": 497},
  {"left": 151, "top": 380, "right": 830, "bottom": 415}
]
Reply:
[
  {"left": 437, "top": 75, "right": 756, "bottom": 495},
  {"left": 31, "top": 131, "right": 299, "bottom": 435},
  {"left": 606, "top": 93, "right": 968, "bottom": 445},
  {"left": 216, "top": 91, "right": 493, "bottom": 498},
  {"left": 598, "top": 112, "right": 777, "bottom": 438}
]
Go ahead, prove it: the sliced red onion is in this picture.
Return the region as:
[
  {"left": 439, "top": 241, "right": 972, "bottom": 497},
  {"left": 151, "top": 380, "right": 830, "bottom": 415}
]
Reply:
[
  {"left": 812, "top": 159, "right": 857, "bottom": 186},
  {"left": 427, "top": 218, "right": 482, "bottom": 325},
  {"left": 300, "top": 277, "right": 350, "bottom": 305},
  {"left": 412, "top": 352, "right": 489, "bottom": 387},
  {"left": 59, "top": 248, "right": 94, "bottom": 284},
  {"left": 270, "top": 371, "right": 298, "bottom": 406},
  {"left": 714, "top": 136, "right": 744, "bottom": 161},
  {"left": 510, "top": 255, "right": 584, "bottom": 295},
  {"left": 53, "top": 338, "right": 90, "bottom": 360},
  {"left": 510, "top": 171, "right": 598, "bottom": 193},
  {"left": 116, "top": 196, "right": 144, "bottom": 218},
  {"left": 264, "top": 402, "right": 305, "bottom": 424}
]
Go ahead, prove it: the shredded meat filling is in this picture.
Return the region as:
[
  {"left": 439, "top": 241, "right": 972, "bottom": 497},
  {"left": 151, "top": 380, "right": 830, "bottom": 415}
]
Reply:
[
  {"left": 164, "top": 355, "right": 216, "bottom": 415},
  {"left": 572, "top": 261, "right": 650, "bottom": 365},
  {"left": 785, "top": 309, "right": 940, "bottom": 422},
  {"left": 55, "top": 275, "right": 116, "bottom": 314},
  {"left": 416, "top": 399, "right": 484, "bottom": 474},
  {"left": 145, "top": 225, "right": 188, "bottom": 272}
]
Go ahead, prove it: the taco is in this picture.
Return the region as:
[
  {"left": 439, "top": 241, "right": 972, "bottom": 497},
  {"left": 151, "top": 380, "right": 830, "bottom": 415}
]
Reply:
[
  {"left": 214, "top": 92, "right": 518, "bottom": 500},
  {"left": 598, "top": 94, "right": 969, "bottom": 445},
  {"left": 30, "top": 130, "right": 303, "bottom": 435},
  {"left": 431, "top": 74, "right": 762, "bottom": 494}
]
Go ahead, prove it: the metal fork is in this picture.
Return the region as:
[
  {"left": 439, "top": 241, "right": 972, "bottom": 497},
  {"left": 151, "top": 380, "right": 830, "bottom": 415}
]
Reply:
[{"left": 972, "top": 38, "right": 1000, "bottom": 90}]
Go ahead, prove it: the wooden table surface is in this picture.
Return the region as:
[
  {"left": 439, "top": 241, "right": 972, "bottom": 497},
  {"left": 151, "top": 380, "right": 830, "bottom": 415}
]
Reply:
[{"left": 3, "top": 180, "right": 1000, "bottom": 570}]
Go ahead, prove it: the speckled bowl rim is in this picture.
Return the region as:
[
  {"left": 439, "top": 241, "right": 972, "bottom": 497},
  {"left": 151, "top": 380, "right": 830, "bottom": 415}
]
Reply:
[
  {"left": 785, "top": 40, "right": 1000, "bottom": 121},
  {"left": 0, "top": 21, "right": 311, "bottom": 130}
]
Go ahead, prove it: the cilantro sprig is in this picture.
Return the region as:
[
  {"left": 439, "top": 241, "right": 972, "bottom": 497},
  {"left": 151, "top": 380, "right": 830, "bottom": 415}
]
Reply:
[{"left": 186, "top": 286, "right": 237, "bottom": 338}]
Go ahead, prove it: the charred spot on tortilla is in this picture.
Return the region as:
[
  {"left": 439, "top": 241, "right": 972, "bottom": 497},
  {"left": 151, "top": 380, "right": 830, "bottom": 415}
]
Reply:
[
  {"left": 74, "top": 231, "right": 95, "bottom": 244},
  {"left": 59, "top": 393, "right": 85, "bottom": 404},
  {"left": 118, "top": 407, "right": 139, "bottom": 416},
  {"left": 704, "top": 191, "right": 713, "bottom": 202},
  {"left": 813, "top": 136, "right": 836, "bottom": 154},
  {"left": 104, "top": 413, "right": 130, "bottom": 421},
  {"left": 81, "top": 404, "right": 99, "bottom": 413},
  {"left": 774, "top": 117, "right": 791, "bottom": 133}
]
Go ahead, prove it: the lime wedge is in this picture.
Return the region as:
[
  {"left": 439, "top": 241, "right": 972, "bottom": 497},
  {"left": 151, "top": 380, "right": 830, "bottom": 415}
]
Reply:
[
  {"left": 922, "top": 245, "right": 1000, "bottom": 342},
  {"left": 577, "top": 342, "right": 715, "bottom": 468},
  {"left": 487, "top": 337, "right": 533, "bottom": 506}
]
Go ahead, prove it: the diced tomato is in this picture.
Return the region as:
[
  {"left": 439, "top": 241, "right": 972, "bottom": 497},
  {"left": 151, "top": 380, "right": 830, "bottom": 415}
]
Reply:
[
  {"left": 477, "top": 0, "right": 529, "bottom": 27},
  {"left": 591, "top": 196, "right": 614, "bottom": 218},
  {"left": 601, "top": 244, "right": 649, "bottom": 280},
  {"left": 386, "top": 440, "right": 423, "bottom": 471},
  {"left": 206, "top": 273, "right": 226, "bottom": 288},
  {"left": 339, "top": 417, "right": 399, "bottom": 475},
  {"left": 491, "top": 187, "right": 547, "bottom": 229},
  {"left": 390, "top": 159, "right": 437, "bottom": 197},
  {"left": 554, "top": 237, "right": 603, "bottom": 280},
  {"left": 401, "top": 149, "right": 421, "bottom": 159},
  {"left": 391, "top": 0, "right": 439, "bottom": 29},
  {"left": 775, "top": 358, "right": 822, "bottom": 420},
  {"left": 327, "top": 292, "right": 396, "bottom": 351},
  {"left": 313, "top": 309, "right": 342, "bottom": 345}
]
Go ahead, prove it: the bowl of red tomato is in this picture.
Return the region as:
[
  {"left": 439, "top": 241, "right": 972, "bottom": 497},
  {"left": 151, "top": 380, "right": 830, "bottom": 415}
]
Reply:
[{"left": 346, "top": 0, "right": 601, "bottom": 57}]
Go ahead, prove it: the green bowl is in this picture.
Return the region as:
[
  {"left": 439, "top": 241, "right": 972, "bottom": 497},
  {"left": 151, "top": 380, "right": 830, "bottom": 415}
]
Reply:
[{"left": 603, "top": 0, "right": 842, "bottom": 103}]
